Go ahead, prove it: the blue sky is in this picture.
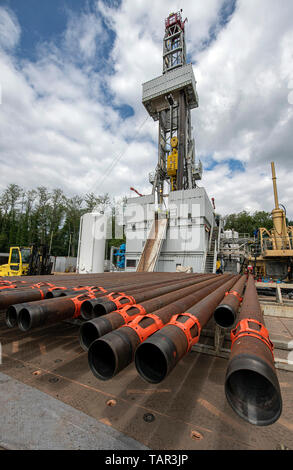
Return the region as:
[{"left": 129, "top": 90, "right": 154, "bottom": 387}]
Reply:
[
  {"left": 5, "top": 0, "right": 115, "bottom": 59},
  {"left": 4, "top": 0, "right": 132, "bottom": 121},
  {"left": 7, "top": 0, "right": 84, "bottom": 58},
  {"left": 0, "top": 0, "right": 293, "bottom": 217}
]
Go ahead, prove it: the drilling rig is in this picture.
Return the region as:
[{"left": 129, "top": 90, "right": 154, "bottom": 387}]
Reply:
[
  {"left": 124, "top": 12, "right": 216, "bottom": 273},
  {"left": 142, "top": 10, "right": 202, "bottom": 204}
]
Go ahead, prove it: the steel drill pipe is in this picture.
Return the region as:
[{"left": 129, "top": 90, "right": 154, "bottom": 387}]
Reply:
[
  {"left": 87, "top": 275, "right": 236, "bottom": 380},
  {"left": 45, "top": 285, "right": 108, "bottom": 299},
  {"left": 213, "top": 274, "right": 247, "bottom": 328},
  {"left": 6, "top": 276, "right": 183, "bottom": 328},
  {"left": 83, "top": 274, "right": 215, "bottom": 319},
  {"left": 1, "top": 272, "right": 192, "bottom": 290},
  {"left": 1, "top": 274, "right": 193, "bottom": 310},
  {"left": 1, "top": 272, "right": 181, "bottom": 284},
  {"left": 0, "top": 280, "right": 104, "bottom": 308},
  {"left": 1, "top": 280, "right": 108, "bottom": 311},
  {"left": 224, "top": 274, "right": 282, "bottom": 426},
  {"left": 5, "top": 303, "right": 29, "bottom": 328},
  {"left": 81, "top": 274, "right": 210, "bottom": 320},
  {"left": 80, "top": 275, "right": 211, "bottom": 319},
  {"left": 6, "top": 289, "right": 112, "bottom": 329},
  {"left": 16, "top": 291, "right": 103, "bottom": 331},
  {"left": 17, "top": 276, "right": 206, "bottom": 331},
  {"left": 80, "top": 275, "right": 221, "bottom": 351},
  {"left": 135, "top": 276, "right": 240, "bottom": 384},
  {"left": 0, "top": 287, "right": 51, "bottom": 311},
  {"left": 45, "top": 289, "right": 71, "bottom": 298},
  {"left": 0, "top": 284, "right": 19, "bottom": 291}
]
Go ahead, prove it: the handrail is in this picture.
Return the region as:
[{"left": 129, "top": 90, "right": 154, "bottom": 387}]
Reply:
[
  {"left": 208, "top": 217, "right": 214, "bottom": 252},
  {"left": 217, "top": 218, "right": 222, "bottom": 252},
  {"left": 212, "top": 240, "right": 217, "bottom": 273}
]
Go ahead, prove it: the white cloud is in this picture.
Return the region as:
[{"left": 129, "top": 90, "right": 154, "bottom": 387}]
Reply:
[
  {"left": 98, "top": 0, "right": 227, "bottom": 113},
  {"left": 0, "top": 0, "right": 293, "bottom": 221},
  {"left": 63, "top": 9, "right": 106, "bottom": 62},
  {"left": 0, "top": 6, "right": 20, "bottom": 50},
  {"left": 193, "top": 0, "right": 293, "bottom": 217}
]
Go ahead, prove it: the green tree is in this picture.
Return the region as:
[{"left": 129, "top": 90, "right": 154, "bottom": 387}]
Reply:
[
  {"left": 224, "top": 210, "right": 274, "bottom": 236},
  {"left": 61, "top": 195, "right": 84, "bottom": 257}
]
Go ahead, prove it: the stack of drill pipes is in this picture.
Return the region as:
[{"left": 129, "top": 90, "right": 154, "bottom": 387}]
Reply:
[
  {"left": 87, "top": 275, "right": 238, "bottom": 380},
  {"left": 1, "top": 272, "right": 202, "bottom": 312},
  {"left": 135, "top": 276, "right": 242, "bottom": 383},
  {"left": 4, "top": 274, "right": 193, "bottom": 326},
  {"left": 0, "top": 271, "right": 196, "bottom": 285},
  {"left": 45, "top": 273, "right": 204, "bottom": 299},
  {"left": 8, "top": 274, "right": 211, "bottom": 331},
  {"left": 79, "top": 274, "right": 224, "bottom": 350},
  {"left": 79, "top": 273, "right": 215, "bottom": 319}
]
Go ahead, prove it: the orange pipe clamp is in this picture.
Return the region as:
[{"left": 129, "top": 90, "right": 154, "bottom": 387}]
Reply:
[
  {"left": 72, "top": 292, "right": 98, "bottom": 318},
  {"left": 225, "top": 290, "right": 243, "bottom": 302},
  {"left": 107, "top": 292, "right": 136, "bottom": 309},
  {"left": 231, "top": 318, "right": 274, "bottom": 357},
  {"left": 126, "top": 313, "right": 164, "bottom": 342},
  {"left": 117, "top": 303, "right": 146, "bottom": 324},
  {"left": 168, "top": 313, "right": 201, "bottom": 351}
]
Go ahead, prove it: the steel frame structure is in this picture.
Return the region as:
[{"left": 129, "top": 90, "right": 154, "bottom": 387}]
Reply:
[{"left": 142, "top": 11, "right": 202, "bottom": 204}]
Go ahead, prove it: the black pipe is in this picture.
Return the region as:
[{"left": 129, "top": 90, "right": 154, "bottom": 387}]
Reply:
[
  {"left": 80, "top": 276, "right": 231, "bottom": 351},
  {"left": 88, "top": 276, "right": 237, "bottom": 380},
  {"left": 135, "top": 276, "right": 240, "bottom": 384},
  {"left": 5, "top": 303, "right": 28, "bottom": 328},
  {"left": 225, "top": 274, "right": 282, "bottom": 426},
  {"left": 213, "top": 274, "right": 247, "bottom": 328}
]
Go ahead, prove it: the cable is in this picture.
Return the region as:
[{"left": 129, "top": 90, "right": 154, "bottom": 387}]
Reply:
[{"left": 88, "top": 115, "right": 150, "bottom": 196}]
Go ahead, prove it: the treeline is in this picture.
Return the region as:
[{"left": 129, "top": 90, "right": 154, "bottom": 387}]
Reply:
[
  {"left": 1, "top": 184, "right": 291, "bottom": 257},
  {"left": 223, "top": 210, "right": 293, "bottom": 236},
  {"left": 0, "top": 184, "right": 115, "bottom": 256}
]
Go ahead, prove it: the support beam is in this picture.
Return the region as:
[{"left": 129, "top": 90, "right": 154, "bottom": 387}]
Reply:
[{"left": 177, "top": 90, "right": 186, "bottom": 190}]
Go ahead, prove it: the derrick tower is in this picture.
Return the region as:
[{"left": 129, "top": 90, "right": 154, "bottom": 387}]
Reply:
[{"left": 142, "top": 10, "right": 202, "bottom": 203}]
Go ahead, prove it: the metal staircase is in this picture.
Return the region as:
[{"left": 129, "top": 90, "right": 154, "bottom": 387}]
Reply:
[
  {"left": 136, "top": 216, "right": 168, "bottom": 272},
  {"left": 204, "top": 226, "right": 219, "bottom": 273}
]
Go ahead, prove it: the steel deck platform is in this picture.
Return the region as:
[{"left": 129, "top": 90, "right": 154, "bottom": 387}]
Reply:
[{"left": 0, "top": 310, "right": 292, "bottom": 450}]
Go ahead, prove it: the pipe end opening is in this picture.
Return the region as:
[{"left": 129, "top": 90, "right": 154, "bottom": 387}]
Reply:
[
  {"left": 6, "top": 306, "right": 18, "bottom": 328},
  {"left": 225, "top": 356, "right": 282, "bottom": 426},
  {"left": 18, "top": 308, "right": 32, "bottom": 332},
  {"left": 135, "top": 342, "right": 168, "bottom": 384},
  {"left": 81, "top": 300, "right": 94, "bottom": 320},
  {"left": 79, "top": 322, "right": 99, "bottom": 351},
  {"left": 214, "top": 304, "right": 236, "bottom": 328},
  {"left": 88, "top": 340, "right": 116, "bottom": 380}
]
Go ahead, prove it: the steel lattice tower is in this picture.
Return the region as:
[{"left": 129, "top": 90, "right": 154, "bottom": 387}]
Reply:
[{"left": 142, "top": 11, "right": 202, "bottom": 204}]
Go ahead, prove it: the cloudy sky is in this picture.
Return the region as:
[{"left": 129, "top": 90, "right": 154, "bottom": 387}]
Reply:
[{"left": 0, "top": 0, "right": 292, "bottom": 217}]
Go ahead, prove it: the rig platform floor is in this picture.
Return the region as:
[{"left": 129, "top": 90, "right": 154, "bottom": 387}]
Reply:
[{"left": 0, "top": 304, "right": 292, "bottom": 450}]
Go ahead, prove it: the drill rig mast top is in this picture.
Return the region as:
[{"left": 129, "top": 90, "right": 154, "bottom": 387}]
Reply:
[{"left": 142, "top": 11, "right": 202, "bottom": 204}]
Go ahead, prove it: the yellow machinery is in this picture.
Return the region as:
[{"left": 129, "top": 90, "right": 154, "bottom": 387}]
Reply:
[
  {"left": 0, "top": 246, "right": 31, "bottom": 276},
  {"left": 246, "top": 162, "right": 293, "bottom": 278},
  {"left": 0, "top": 244, "right": 53, "bottom": 277},
  {"left": 167, "top": 136, "right": 178, "bottom": 191}
]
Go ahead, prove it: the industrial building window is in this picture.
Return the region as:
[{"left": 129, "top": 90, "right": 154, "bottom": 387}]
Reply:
[{"left": 126, "top": 259, "right": 137, "bottom": 268}]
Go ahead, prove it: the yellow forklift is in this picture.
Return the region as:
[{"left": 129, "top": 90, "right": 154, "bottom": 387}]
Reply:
[{"left": 0, "top": 245, "right": 53, "bottom": 277}]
